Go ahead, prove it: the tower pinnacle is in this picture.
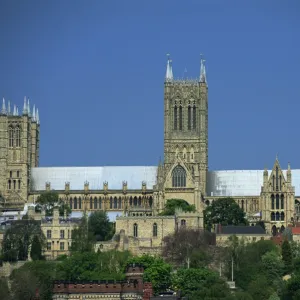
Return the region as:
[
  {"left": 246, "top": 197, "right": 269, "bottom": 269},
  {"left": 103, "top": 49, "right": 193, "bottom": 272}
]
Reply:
[
  {"left": 200, "top": 55, "right": 207, "bottom": 84},
  {"left": 23, "top": 96, "right": 28, "bottom": 115},
  {"left": 165, "top": 54, "right": 173, "bottom": 81},
  {"left": 2, "top": 98, "right": 7, "bottom": 115}
]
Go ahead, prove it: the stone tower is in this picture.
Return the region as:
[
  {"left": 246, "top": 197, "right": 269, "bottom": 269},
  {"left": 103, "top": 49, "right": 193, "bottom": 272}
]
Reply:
[
  {"left": 162, "top": 55, "right": 208, "bottom": 194},
  {"left": 260, "top": 158, "right": 295, "bottom": 235},
  {"left": 0, "top": 97, "right": 40, "bottom": 210}
]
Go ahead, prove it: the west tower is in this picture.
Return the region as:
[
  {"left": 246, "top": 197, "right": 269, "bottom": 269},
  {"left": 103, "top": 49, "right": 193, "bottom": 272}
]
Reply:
[
  {"left": 0, "top": 97, "right": 40, "bottom": 210},
  {"left": 157, "top": 55, "right": 208, "bottom": 206}
]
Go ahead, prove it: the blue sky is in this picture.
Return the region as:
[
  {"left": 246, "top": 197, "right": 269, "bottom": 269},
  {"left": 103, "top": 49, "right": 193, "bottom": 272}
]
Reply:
[{"left": 0, "top": 0, "right": 299, "bottom": 170}]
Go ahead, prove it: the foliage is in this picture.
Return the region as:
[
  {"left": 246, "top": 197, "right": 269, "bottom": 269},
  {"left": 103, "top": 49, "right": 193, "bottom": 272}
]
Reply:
[
  {"left": 71, "top": 212, "right": 95, "bottom": 253},
  {"left": 159, "top": 199, "right": 196, "bottom": 216},
  {"left": 282, "top": 240, "right": 293, "bottom": 274},
  {"left": 268, "top": 293, "right": 280, "bottom": 300},
  {"left": 204, "top": 197, "right": 248, "bottom": 230},
  {"left": 10, "top": 260, "right": 56, "bottom": 300},
  {"left": 172, "top": 268, "right": 232, "bottom": 300},
  {"left": 283, "top": 228, "right": 293, "bottom": 242},
  {"left": 126, "top": 255, "right": 172, "bottom": 295},
  {"left": 162, "top": 228, "right": 215, "bottom": 268},
  {"left": 35, "top": 191, "right": 71, "bottom": 216},
  {"left": 30, "top": 235, "right": 43, "bottom": 261},
  {"left": 247, "top": 275, "right": 275, "bottom": 300},
  {"left": 56, "top": 250, "right": 131, "bottom": 281},
  {"left": 2, "top": 219, "right": 46, "bottom": 261},
  {"left": 0, "top": 277, "right": 12, "bottom": 300},
  {"left": 88, "top": 211, "right": 115, "bottom": 241},
  {"left": 233, "top": 291, "right": 253, "bottom": 300},
  {"left": 261, "top": 250, "right": 284, "bottom": 283}
]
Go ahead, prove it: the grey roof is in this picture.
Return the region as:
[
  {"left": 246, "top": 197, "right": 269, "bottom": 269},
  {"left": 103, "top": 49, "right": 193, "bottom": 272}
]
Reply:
[
  {"left": 219, "top": 225, "right": 266, "bottom": 235},
  {"left": 31, "top": 167, "right": 300, "bottom": 196}
]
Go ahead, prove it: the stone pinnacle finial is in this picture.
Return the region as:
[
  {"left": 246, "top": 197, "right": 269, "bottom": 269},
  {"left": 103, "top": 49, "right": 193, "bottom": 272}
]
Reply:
[
  {"left": 32, "top": 105, "right": 36, "bottom": 122},
  {"left": 23, "top": 96, "right": 27, "bottom": 115},
  {"left": 16, "top": 106, "right": 19, "bottom": 116},
  {"left": 165, "top": 53, "right": 173, "bottom": 81},
  {"left": 27, "top": 98, "right": 31, "bottom": 116},
  {"left": 200, "top": 54, "right": 207, "bottom": 85},
  {"left": 2, "top": 98, "right": 7, "bottom": 115},
  {"left": 36, "top": 108, "right": 40, "bottom": 124},
  {"left": 13, "top": 104, "right": 17, "bottom": 116}
]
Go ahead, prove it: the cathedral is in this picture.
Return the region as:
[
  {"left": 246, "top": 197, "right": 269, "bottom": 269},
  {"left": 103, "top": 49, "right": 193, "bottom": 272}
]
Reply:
[{"left": 0, "top": 55, "right": 298, "bottom": 235}]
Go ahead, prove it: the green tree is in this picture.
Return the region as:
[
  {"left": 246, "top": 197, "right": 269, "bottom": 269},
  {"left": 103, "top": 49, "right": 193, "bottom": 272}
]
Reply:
[
  {"left": 0, "top": 277, "right": 12, "bottom": 300},
  {"left": 126, "top": 255, "right": 172, "bottom": 295},
  {"left": 35, "top": 191, "right": 71, "bottom": 216},
  {"left": 204, "top": 197, "right": 248, "bottom": 230},
  {"left": 261, "top": 250, "right": 284, "bottom": 283},
  {"left": 282, "top": 240, "right": 293, "bottom": 274},
  {"left": 2, "top": 219, "right": 45, "bottom": 261},
  {"left": 159, "top": 199, "right": 196, "bottom": 216},
  {"left": 247, "top": 275, "right": 275, "bottom": 300},
  {"left": 88, "top": 211, "right": 115, "bottom": 241},
  {"left": 71, "top": 212, "right": 94, "bottom": 253},
  {"left": 172, "top": 268, "right": 231, "bottom": 300},
  {"left": 30, "top": 235, "right": 43, "bottom": 261}
]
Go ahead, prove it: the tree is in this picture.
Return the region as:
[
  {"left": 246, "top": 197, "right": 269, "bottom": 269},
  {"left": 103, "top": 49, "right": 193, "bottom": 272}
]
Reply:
[
  {"left": 204, "top": 197, "right": 248, "bottom": 230},
  {"left": 30, "top": 235, "right": 43, "bottom": 261},
  {"left": 126, "top": 255, "right": 172, "bottom": 295},
  {"left": 0, "top": 277, "right": 12, "bottom": 300},
  {"left": 35, "top": 191, "right": 71, "bottom": 216},
  {"left": 247, "top": 275, "right": 275, "bottom": 300},
  {"left": 172, "top": 268, "right": 232, "bottom": 300},
  {"left": 282, "top": 240, "right": 293, "bottom": 273},
  {"left": 159, "top": 199, "right": 196, "bottom": 216},
  {"left": 261, "top": 251, "right": 284, "bottom": 283},
  {"left": 88, "top": 211, "right": 115, "bottom": 241},
  {"left": 2, "top": 219, "right": 45, "bottom": 261},
  {"left": 162, "top": 228, "right": 215, "bottom": 268},
  {"left": 70, "top": 212, "right": 95, "bottom": 253}
]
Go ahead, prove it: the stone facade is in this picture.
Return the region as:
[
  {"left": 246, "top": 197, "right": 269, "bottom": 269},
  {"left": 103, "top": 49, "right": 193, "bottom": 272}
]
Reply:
[{"left": 0, "top": 97, "right": 39, "bottom": 211}]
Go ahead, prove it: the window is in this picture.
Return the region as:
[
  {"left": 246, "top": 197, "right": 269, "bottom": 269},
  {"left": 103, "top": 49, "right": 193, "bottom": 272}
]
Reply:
[
  {"left": 114, "top": 197, "right": 117, "bottom": 209},
  {"left": 69, "top": 198, "right": 73, "bottom": 209},
  {"left": 60, "top": 242, "right": 65, "bottom": 251},
  {"left": 17, "top": 171, "right": 19, "bottom": 177},
  {"left": 174, "top": 106, "right": 177, "bottom": 130},
  {"left": 9, "top": 126, "right": 13, "bottom": 147},
  {"left": 13, "top": 180, "right": 16, "bottom": 190},
  {"left": 110, "top": 197, "right": 113, "bottom": 209},
  {"left": 118, "top": 198, "right": 122, "bottom": 209},
  {"left": 187, "top": 106, "right": 191, "bottom": 130},
  {"left": 193, "top": 106, "right": 196, "bottom": 129},
  {"left": 74, "top": 197, "right": 77, "bottom": 209},
  {"left": 179, "top": 106, "right": 183, "bottom": 130},
  {"left": 78, "top": 197, "right": 82, "bottom": 209},
  {"left": 276, "top": 167, "right": 279, "bottom": 191},
  {"left": 281, "top": 194, "right": 284, "bottom": 209},
  {"left": 172, "top": 165, "right": 186, "bottom": 187},
  {"left": 10, "top": 171, "right": 12, "bottom": 178},
  {"left": 60, "top": 230, "right": 65, "bottom": 239},
  {"left": 99, "top": 198, "right": 102, "bottom": 209},
  {"left": 8, "top": 179, "right": 11, "bottom": 190},
  {"left": 47, "top": 230, "right": 52, "bottom": 239},
  {"left": 47, "top": 242, "right": 51, "bottom": 250},
  {"left": 276, "top": 194, "right": 279, "bottom": 209},
  {"left": 281, "top": 212, "right": 285, "bottom": 221},
  {"left": 133, "top": 223, "right": 138, "bottom": 237},
  {"left": 276, "top": 211, "right": 280, "bottom": 221},
  {"left": 134, "top": 197, "right": 137, "bottom": 206},
  {"left": 15, "top": 126, "right": 20, "bottom": 147},
  {"left": 271, "top": 195, "right": 275, "bottom": 209},
  {"left": 181, "top": 219, "right": 186, "bottom": 226},
  {"left": 18, "top": 180, "right": 21, "bottom": 190},
  {"left": 90, "top": 197, "right": 93, "bottom": 209},
  {"left": 153, "top": 223, "right": 158, "bottom": 237},
  {"left": 94, "top": 197, "right": 97, "bottom": 209},
  {"left": 271, "top": 212, "right": 275, "bottom": 221}
]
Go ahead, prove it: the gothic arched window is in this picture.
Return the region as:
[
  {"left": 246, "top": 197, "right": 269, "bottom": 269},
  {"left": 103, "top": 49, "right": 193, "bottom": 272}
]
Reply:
[
  {"left": 153, "top": 223, "right": 158, "bottom": 237},
  {"left": 281, "top": 194, "right": 284, "bottom": 209},
  {"left": 279, "top": 175, "right": 282, "bottom": 190},
  {"left": 69, "top": 198, "right": 73, "bottom": 209},
  {"left": 74, "top": 197, "right": 77, "bottom": 209},
  {"left": 90, "top": 197, "right": 93, "bottom": 209},
  {"left": 276, "top": 194, "right": 279, "bottom": 209},
  {"left": 271, "top": 194, "right": 275, "bottom": 209},
  {"left": 99, "top": 198, "right": 102, "bottom": 209},
  {"left": 187, "top": 106, "right": 191, "bottom": 130},
  {"left": 78, "top": 197, "right": 82, "bottom": 210},
  {"left": 118, "top": 197, "right": 122, "bottom": 209},
  {"left": 9, "top": 126, "right": 14, "bottom": 147},
  {"left": 281, "top": 212, "right": 285, "bottom": 221},
  {"left": 181, "top": 219, "right": 186, "bottom": 226},
  {"left": 276, "top": 211, "right": 280, "bottom": 221},
  {"left": 110, "top": 197, "right": 113, "bottom": 209},
  {"left": 133, "top": 196, "right": 137, "bottom": 206},
  {"left": 15, "top": 126, "right": 20, "bottom": 147},
  {"left": 149, "top": 196, "right": 153, "bottom": 207},
  {"left": 138, "top": 196, "right": 142, "bottom": 206},
  {"left": 179, "top": 106, "right": 183, "bottom": 130},
  {"left": 133, "top": 223, "right": 138, "bottom": 237},
  {"left": 172, "top": 165, "right": 186, "bottom": 187},
  {"left": 271, "top": 212, "right": 275, "bottom": 221},
  {"left": 94, "top": 197, "right": 97, "bottom": 209},
  {"left": 241, "top": 200, "right": 244, "bottom": 211},
  {"left": 174, "top": 106, "right": 178, "bottom": 130},
  {"left": 114, "top": 197, "right": 118, "bottom": 209},
  {"left": 193, "top": 105, "right": 196, "bottom": 129}
]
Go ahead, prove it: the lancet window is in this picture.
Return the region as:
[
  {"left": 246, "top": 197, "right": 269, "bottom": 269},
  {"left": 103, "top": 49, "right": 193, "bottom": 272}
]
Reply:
[
  {"left": 133, "top": 223, "right": 138, "bottom": 237},
  {"left": 188, "top": 106, "right": 191, "bottom": 130},
  {"left": 174, "top": 106, "right": 178, "bottom": 130},
  {"left": 15, "top": 126, "right": 20, "bottom": 147},
  {"left": 193, "top": 105, "right": 196, "bottom": 129},
  {"left": 153, "top": 223, "right": 158, "bottom": 237},
  {"left": 9, "top": 126, "right": 14, "bottom": 147},
  {"left": 179, "top": 106, "right": 183, "bottom": 130},
  {"left": 172, "top": 165, "right": 186, "bottom": 188}
]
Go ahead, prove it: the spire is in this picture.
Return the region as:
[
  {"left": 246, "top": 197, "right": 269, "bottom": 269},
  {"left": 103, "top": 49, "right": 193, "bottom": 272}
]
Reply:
[
  {"left": 23, "top": 96, "right": 27, "bottom": 115},
  {"left": 7, "top": 100, "right": 11, "bottom": 115},
  {"left": 165, "top": 54, "right": 173, "bottom": 81},
  {"left": 13, "top": 105, "right": 17, "bottom": 116},
  {"left": 32, "top": 105, "right": 36, "bottom": 122},
  {"left": 16, "top": 106, "right": 19, "bottom": 116},
  {"left": 27, "top": 98, "right": 31, "bottom": 116},
  {"left": 200, "top": 54, "right": 207, "bottom": 84},
  {"left": 2, "top": 98, "right": 7, "bottom": 115},
  {"left": 36, "top": 108, "right": 40, "bottom": 124}
]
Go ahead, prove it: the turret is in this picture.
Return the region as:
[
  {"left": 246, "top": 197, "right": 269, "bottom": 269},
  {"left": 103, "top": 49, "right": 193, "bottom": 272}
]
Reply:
[
  {"left": 263, "top": 166, "right": 268, "bottom": 185},
  {"left": 287, "top": 162, "right": 291, "bottom": 184}
]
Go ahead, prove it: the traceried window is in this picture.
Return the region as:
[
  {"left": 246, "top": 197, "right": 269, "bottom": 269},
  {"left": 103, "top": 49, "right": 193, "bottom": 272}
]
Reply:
[
  {"left": 15, "top": 126, "right": 21, "bottom": 147},
  {"left": 9, "top": 126, "right": 14, "bottom": 147},
  {"left": 188, "top": 106, "right": 191, "bottom": 130},
  {"left": 174, "top": 106, "right": 178, "bottom": 130},
  {"left": 276, "top": 194, "right": 279, "bottom": 209},
  {"left": 179, "top": 106, "right": 183, "bottom": 130},
  {"left": 271, "top": 194, "right": 275, "bottom": 209},
  {"left": 193, "top": 106, "right": 196, "bottom": 129},
  {"left": 90, "top": 197, "right": 93, "bottom": 209},
  {"left": 153, "top": 223, "right": 158, "bottom": 237},
  {"left": 281, "top": 194, "right": 284, "bottom": 209},
  {"left": 133, "top": 223, "right": 138, "bottom": 237},
  {"left": 47, "top": 230, "right": 52, "bottom": 239},
  {"left": 172, "top": 165, "right": 186, "bottom": 188}
]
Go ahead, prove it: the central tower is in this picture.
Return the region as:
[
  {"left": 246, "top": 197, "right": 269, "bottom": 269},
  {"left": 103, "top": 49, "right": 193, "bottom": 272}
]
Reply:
[{"left": 163, "top": 55, "right": 208, "bottom": 196}]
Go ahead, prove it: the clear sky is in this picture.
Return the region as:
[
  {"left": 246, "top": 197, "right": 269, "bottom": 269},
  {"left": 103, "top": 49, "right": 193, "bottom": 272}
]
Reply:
[{"left": 0, "top": 0, "right": 299, "bottom": 170}]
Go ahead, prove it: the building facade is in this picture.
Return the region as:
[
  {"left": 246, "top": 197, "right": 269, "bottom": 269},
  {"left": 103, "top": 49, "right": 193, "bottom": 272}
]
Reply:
[{"left": 0, "top": 56, "right": 298, "bottom": 237}]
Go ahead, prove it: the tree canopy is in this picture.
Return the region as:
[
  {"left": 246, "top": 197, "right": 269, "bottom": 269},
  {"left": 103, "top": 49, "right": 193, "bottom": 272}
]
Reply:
[
  {"left": 88, "top": 211, "right": 115, "bottom": 241},
  {"left": 159, "top": 199, "right": 196, "bottom": 216},
  {"left": 204, "top": 197, "right": 248, "bottom": 230},
  {"left": 35, "top": 191, "right": 71, "bottom": 216}
]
